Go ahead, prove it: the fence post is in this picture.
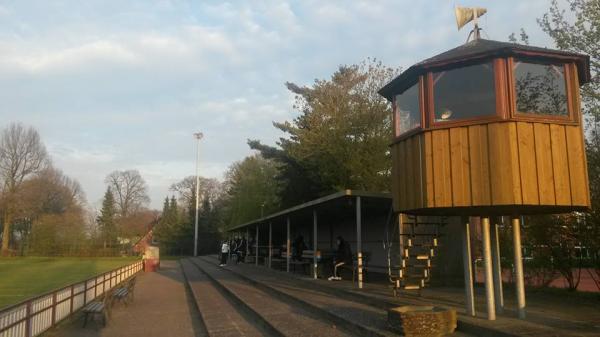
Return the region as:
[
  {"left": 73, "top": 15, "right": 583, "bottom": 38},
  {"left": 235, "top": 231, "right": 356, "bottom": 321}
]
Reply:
[
  {"left": 83, "top": 280, "right": 88, "bottom": 305},
  {"left": 70, "top": 285, "right": 74, "bottom": 314},
  {"left": 25, "top": 301, "right": 32, "bottom": 337},
  {"left": 51, "top": 292, "right": 57, "bottom": 325}
]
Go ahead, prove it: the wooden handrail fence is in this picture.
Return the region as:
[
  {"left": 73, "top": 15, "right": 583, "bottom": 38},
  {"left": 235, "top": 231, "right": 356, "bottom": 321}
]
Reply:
[{"left": 0, "top": 260, "right": 143, "bottom": 337}]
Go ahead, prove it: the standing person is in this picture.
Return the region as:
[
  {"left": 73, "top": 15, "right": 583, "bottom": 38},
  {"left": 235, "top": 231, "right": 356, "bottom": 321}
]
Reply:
[
  {"left": 328, "top": 236, "right": 352, "bottom": 281},
  {"left": 220, "top": 240, "right": 229, "bottom": 266},
  {"left": 232, "top": 238, "right": 241, "bottom": 264},
  {"left": 240, "top": 238, "right": 247, "bottom": 262}
]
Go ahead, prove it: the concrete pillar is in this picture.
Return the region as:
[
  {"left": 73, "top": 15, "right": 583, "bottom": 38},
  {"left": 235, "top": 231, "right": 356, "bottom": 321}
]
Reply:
[
  {"left": 461, "top": 217, "right": 475, "bottom": 316},
  {"left": 356, "top": 196, "right": 363, "bottom": 289},
  {"left": 481, "top": 216, "right": 496, "bottom": 320},
  {"left": 268, "top": 222, "right": 272, "bottom": 269},
  {"left": 313, "top": 210, "right": 318, "bottom": 279},
  {"left": 286, "top": 217, "right": 291, "bottom": 273},
  {"left": 512, "top": 216, "right": 526, "bottom": 319},
  {"left": 491, "top": 219, "right": 504, "bottom": 314}
]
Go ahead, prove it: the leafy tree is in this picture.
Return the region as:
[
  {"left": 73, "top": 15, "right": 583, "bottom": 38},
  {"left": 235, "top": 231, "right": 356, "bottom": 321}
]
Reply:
[
  {"left": 538, "top": 0, "right": 600, "bottom": 290},
  {"left": 97, "top": 187, "right": 118, "bottom": 249},
  {"left": 250, "top": 59, "right": 400, "bottom": 206},
  {"left": 222, "top": 154, "right": 281, "bottom": 228},
  {"left": 539, "top": 0, "right": 599, "bottom": 119}
]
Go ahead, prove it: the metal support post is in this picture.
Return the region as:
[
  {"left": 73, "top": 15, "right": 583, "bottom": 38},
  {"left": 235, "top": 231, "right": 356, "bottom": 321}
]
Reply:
[
  {"left": 512, "top": 216, "right": 526, "bottom": 319},
  {"left": 399, "top": 213, "right": 404, "bottom": 280},
  {"left": 481, "top": 216, "right": 496, "bottom": 320},
  {"left": 286, "top": 217, "right": 291, "bottom": 273},
  {"left": 246, "top": 227, "right": 249, "bottom": 261},
  {"left": 356, "top": 196, "right": 363, "bottom": 289},
  {"left": 313, "top": 210, "right": 318, "bottom": 279},
  {"left": 255, "top": 226, "right": 259, "bottom": 266},
  {"left": 491, "top": 218, "right": 504, "bottom": 314},
  {"left": 461, "top": 217, "right": 476, "bottom": 316},
  {"left": 268, "top": 222, "right": 272, "bottom": 268}
]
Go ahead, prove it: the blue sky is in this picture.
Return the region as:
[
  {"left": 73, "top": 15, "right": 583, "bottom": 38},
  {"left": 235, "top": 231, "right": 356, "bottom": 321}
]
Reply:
[{"left": 0, "top": 0, "right": 558, "bottom": 209}]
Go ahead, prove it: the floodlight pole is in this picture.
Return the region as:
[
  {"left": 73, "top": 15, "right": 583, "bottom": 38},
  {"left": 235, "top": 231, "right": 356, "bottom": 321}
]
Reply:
[{"left": 193, "top": 132, "right": 204, "bottom": 257}]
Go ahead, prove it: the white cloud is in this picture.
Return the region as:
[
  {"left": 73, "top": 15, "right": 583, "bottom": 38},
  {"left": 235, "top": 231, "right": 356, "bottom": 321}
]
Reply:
[
  {"left": 0, "top": 0, "right": 560, "bottom": 210},
  {"left": 9, "top": 40, "right": 138, "bottom": 73}
]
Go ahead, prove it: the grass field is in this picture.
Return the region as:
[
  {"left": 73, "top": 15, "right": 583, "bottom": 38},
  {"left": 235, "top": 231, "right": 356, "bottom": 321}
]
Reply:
[{"left": 0, "top": 257, "right": 139, "bottom": 309}]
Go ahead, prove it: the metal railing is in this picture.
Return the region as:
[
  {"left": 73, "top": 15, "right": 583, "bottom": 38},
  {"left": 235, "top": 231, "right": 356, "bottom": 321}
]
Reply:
[{"left": 0, "top": 260, "right": 143, "bottom": 337}]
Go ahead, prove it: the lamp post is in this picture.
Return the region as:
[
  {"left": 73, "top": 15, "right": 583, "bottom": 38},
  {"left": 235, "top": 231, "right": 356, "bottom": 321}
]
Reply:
[{"left": 193, "top": 132, "right": 203, "bottom": 257}]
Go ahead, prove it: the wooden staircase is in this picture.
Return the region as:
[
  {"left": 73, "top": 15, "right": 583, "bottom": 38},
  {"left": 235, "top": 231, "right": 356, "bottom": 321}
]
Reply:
[{"left": 390, "top": 214, "right": 447, "bottom": 296}]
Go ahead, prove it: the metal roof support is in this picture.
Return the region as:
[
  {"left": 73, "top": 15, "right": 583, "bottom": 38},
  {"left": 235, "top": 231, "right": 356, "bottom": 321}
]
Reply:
[
  {"left": 491, "top": 218, "right": 504, "bottom": 314},
  {"left": 286, "top": 217, "right": 291, "bottom": 273},
  {"left": 255, "top": 225, "right": 259, "bottom": 266},
  {"left": 481, "top": 216, "right": 496, "bottom": 320},
  {"left": 356, "top": 196, "right": 363, "bottom": 289},
  {"left": 461, "top": 217, "right": 476, "bottom": 316},
  {"left": 268, "top": 222, "right": 272, "bottom": 269},
  {"left": 245, "top": 227, "right": 249, "bottom": 260},
  {"left": 512, "top": 216, "right": 526, "bottom": 319},
  {"left": 313, "top": 210, "right": 318, "bottom": 280}
]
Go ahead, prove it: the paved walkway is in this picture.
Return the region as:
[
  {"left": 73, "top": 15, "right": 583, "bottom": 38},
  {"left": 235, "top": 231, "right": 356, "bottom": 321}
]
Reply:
[{"left": 45, "top": 260, "right": 205, "bottom": 337}]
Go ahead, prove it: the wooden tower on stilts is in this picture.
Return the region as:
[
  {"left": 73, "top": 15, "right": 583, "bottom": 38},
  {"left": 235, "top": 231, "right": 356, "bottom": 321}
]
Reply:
[{"left": 378, "top": 7, "right": 591, "bottom": 321}]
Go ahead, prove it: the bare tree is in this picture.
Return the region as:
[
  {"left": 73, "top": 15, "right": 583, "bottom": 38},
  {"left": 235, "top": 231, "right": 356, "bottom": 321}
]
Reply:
[
  {"left": 0, "top": 123, "right": 49, "bottom": 254},
  {"left": 170, "top": 176, "right": 223, "bottom": 208},
  {"left": 104, "top": 170, "right": 150, "bottom": 218}
]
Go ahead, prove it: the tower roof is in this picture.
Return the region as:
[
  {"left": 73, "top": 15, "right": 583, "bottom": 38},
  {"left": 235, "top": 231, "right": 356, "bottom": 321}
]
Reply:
[{"left": 379, "top": 39, "right": 591, "bottom": 101}]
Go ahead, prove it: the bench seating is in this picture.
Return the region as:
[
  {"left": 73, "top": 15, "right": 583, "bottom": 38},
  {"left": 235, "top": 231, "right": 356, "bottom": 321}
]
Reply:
[
  {"left": 113, "top": 277, "right": 137, "bottom": 305},
  {"left": 83, "top": 289, "right": 114, "bottom": 327},
  {"left": 83, "top": 277, "right": 137, "bottom": 328}
]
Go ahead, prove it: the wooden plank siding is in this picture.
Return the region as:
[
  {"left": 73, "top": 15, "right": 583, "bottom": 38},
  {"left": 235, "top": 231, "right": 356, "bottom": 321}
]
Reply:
[
  {"left": 565, "top": 125, "right": 589, "bottom": 206},
  {"left": 391, "top": 121, "right": 590, "bottom": 214},
  {"left": 533, "top": 123, "right": 556, "bottom": 205},
  {"left": 431, "top": 129, "right": 453, "bottom": 207},
  {"left": 516, "top": 122, "right": 539, "bottom": 204},
  {"left": 468, "top": 124, "right": 491, "bottom": 206},
  {"left": 488, "top": 122, "right": 522, "bottom": 205},
  {"left": 550, "top": 124, "right": 572, "bottom": 205},
  {"left": 449, "top": 127, "right": 471, "bottom": 206}
]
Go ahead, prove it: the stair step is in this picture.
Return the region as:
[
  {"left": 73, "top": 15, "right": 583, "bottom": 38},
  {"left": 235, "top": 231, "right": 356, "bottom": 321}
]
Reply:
[
  {"left": 189, "top": 258, "right": 350, "bottom": 337},
  {"left": 180, "top": 260, "right": 264, "bottom": 336},
  {"left": 409, "top": 254, "right": 431, "bottom": 260}
]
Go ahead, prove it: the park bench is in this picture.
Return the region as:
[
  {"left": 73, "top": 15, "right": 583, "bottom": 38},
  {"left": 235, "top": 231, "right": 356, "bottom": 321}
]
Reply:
[
  {"left": 113, "top": 276, "right": 137, "bottom": 305},
  {"left": 269, "top": 248, "right": 285, "bottom": 269},
  {"left": 82, "top": 289, "right": 114, "bottom": 327},
  {"left": 280, "top": 251, "right": 310, "bottom": 273}
]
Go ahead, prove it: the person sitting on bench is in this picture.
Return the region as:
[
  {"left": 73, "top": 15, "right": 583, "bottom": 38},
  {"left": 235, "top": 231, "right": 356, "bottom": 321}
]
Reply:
[
  {"left": 328, "top": 236, "right": 352, "bottom": 281},
  {"left": 292, "top": 235, "right": 307, "bottom": 261}
]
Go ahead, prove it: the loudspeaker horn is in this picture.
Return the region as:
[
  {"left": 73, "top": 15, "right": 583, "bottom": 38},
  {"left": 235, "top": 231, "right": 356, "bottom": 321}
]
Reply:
[{"left": 455, "top": 6, "right": 487, "bottom": 30}]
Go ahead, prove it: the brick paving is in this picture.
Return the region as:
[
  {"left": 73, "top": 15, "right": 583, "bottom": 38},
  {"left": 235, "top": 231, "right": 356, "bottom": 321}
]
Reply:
[{"left": 45, "top": 260, "right": 205, "bottom": 337}]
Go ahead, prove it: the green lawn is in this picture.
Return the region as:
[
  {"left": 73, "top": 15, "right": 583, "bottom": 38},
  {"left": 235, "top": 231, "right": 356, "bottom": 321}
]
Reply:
[{"left": 0, "top": 257, "right": 139, "bottom": 309}]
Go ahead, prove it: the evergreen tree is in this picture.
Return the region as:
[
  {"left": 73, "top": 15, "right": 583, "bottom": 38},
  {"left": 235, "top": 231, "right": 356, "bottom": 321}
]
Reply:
[
  {"left": 250, "top": 59, "right": 400, "bottom": 206},
  {"left": 97, "top": 187, "right": 117, "bottom": 249},
  {"left": 169, "top": 196, "right": 179, "bottom": 224}
]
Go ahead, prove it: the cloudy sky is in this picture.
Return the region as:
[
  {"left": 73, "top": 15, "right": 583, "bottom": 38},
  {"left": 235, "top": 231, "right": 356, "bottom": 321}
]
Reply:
[{"left": 0, "top": 0, "right": 558, "bottom": 209}]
